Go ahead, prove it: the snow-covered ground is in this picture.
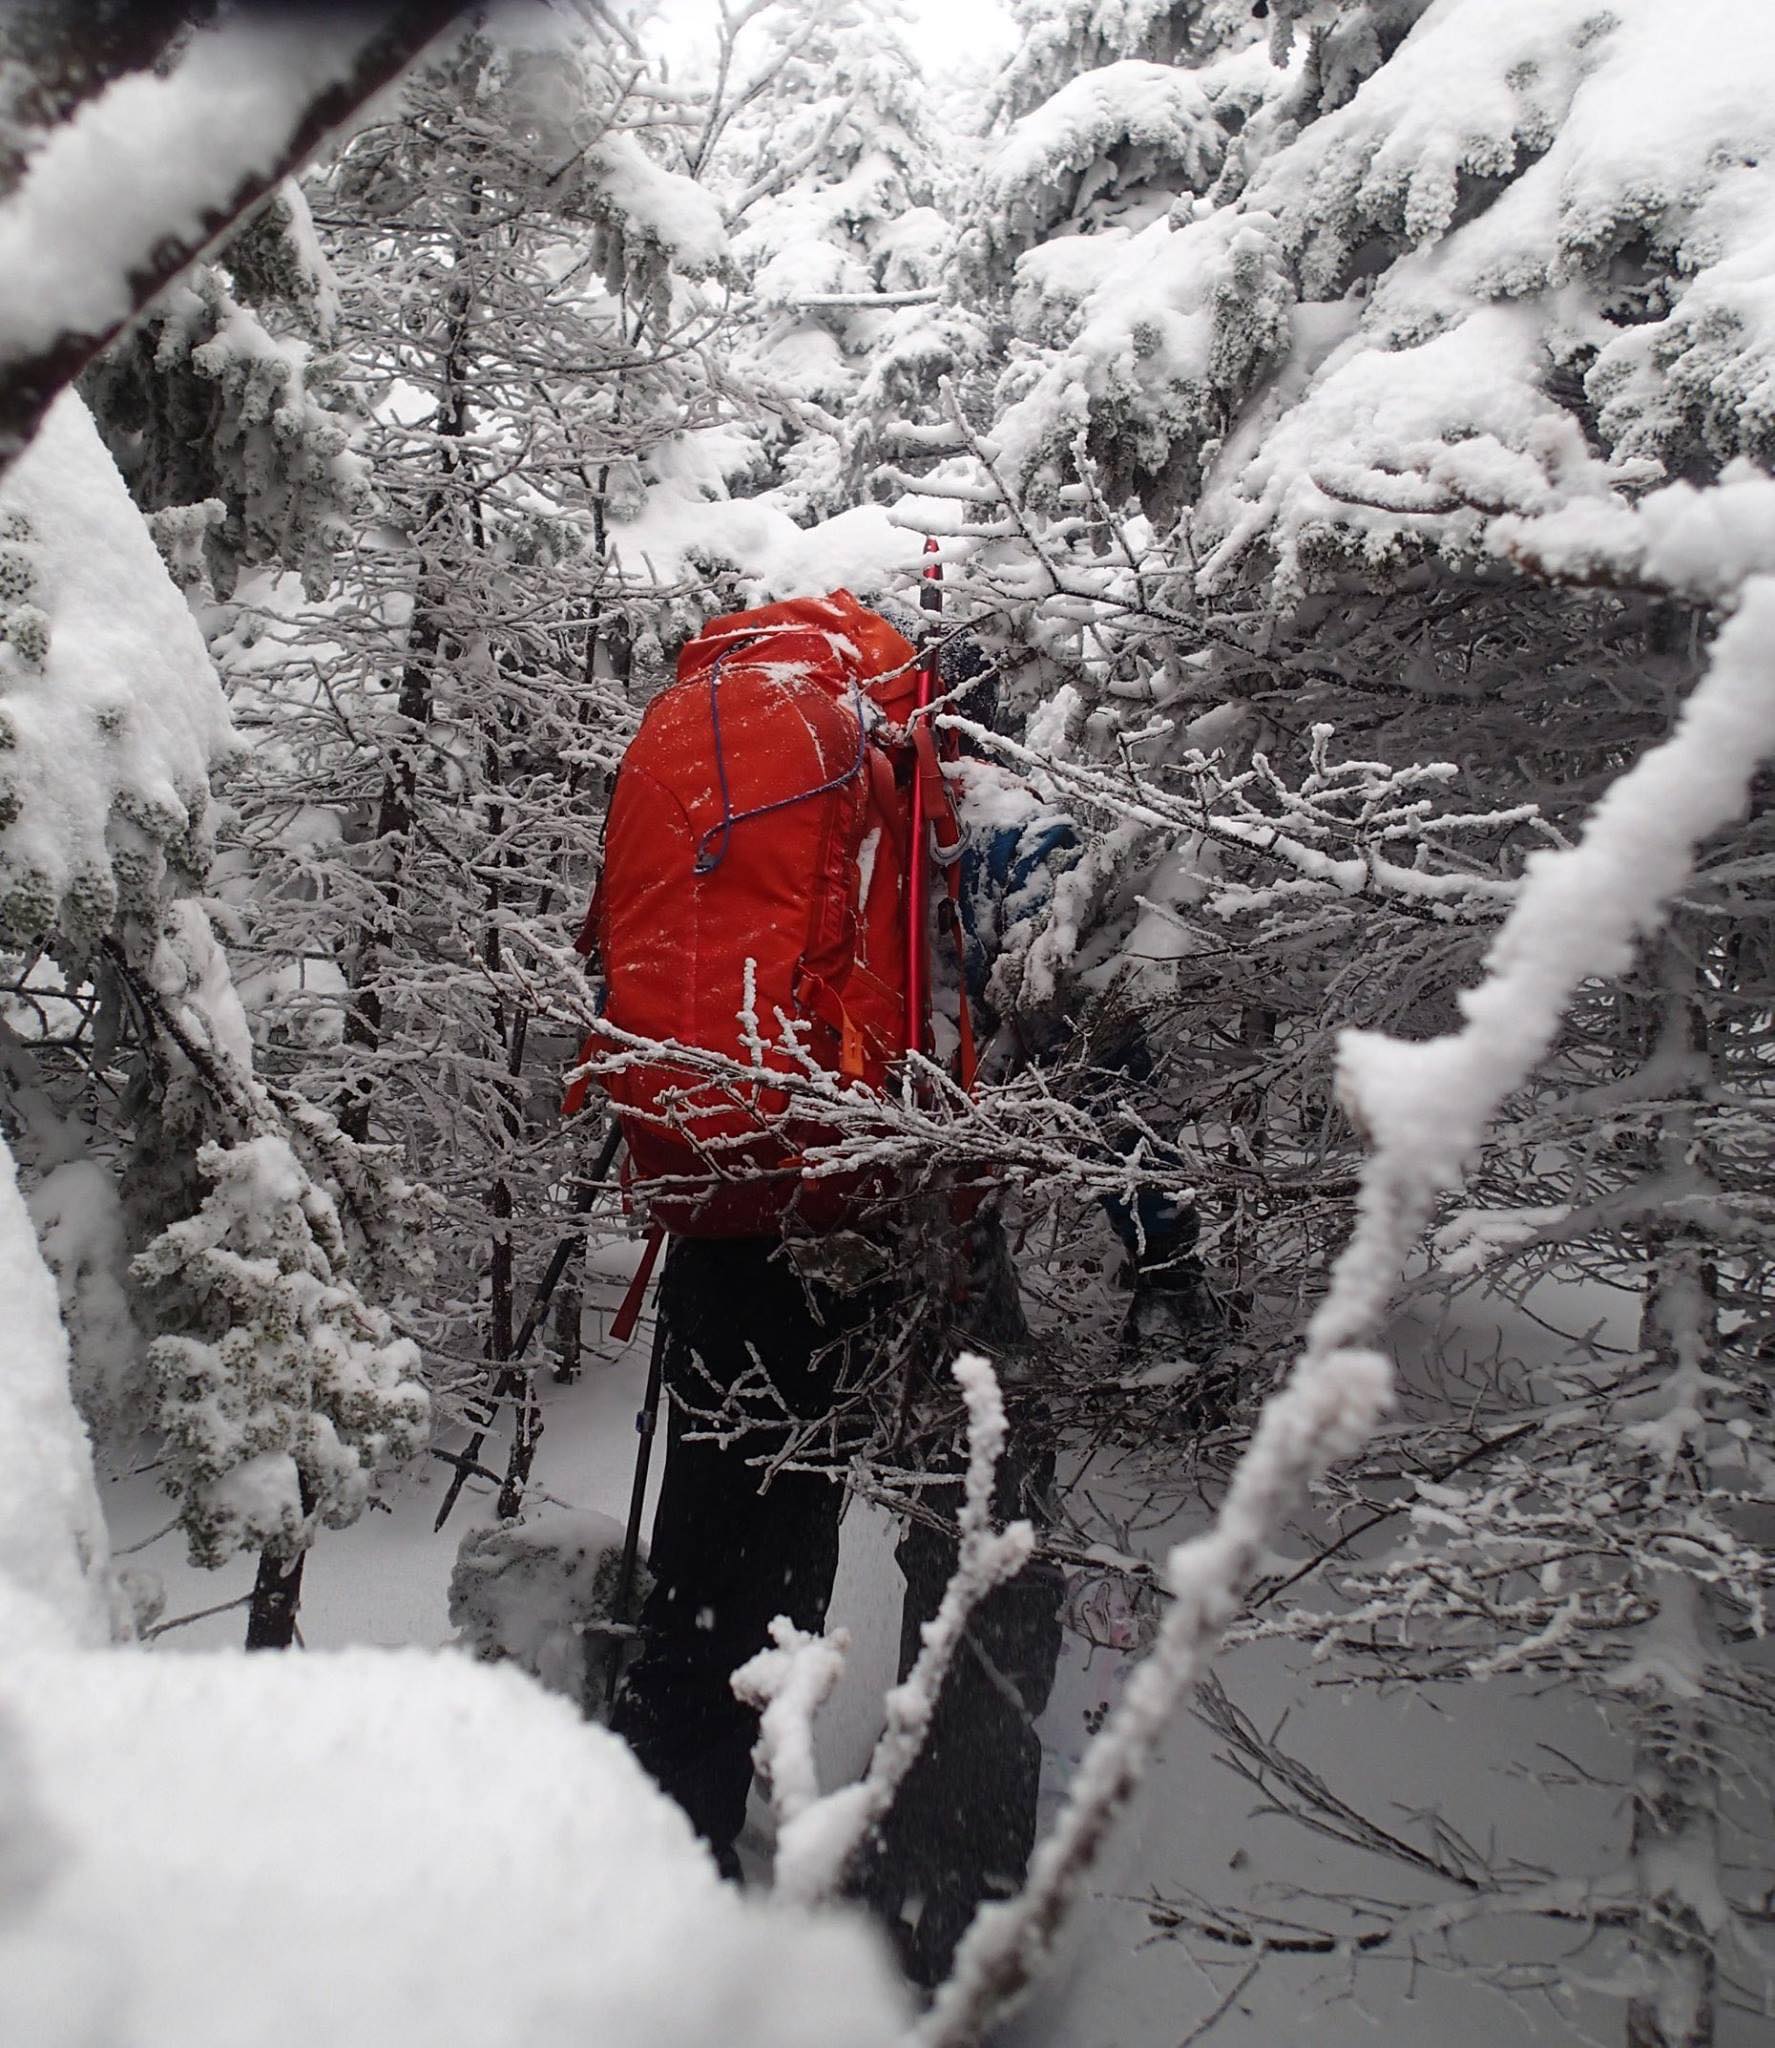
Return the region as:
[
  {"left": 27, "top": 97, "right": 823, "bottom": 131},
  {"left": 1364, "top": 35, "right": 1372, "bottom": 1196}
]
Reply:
[{"left": 102, "top": 1250, "right": 1720, "bottom": 2048}]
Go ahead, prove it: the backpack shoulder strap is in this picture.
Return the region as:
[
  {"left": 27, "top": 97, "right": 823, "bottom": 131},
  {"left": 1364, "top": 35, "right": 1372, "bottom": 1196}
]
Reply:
[{"left": 864, "top": 739, "right": 907, "bottom": 861}]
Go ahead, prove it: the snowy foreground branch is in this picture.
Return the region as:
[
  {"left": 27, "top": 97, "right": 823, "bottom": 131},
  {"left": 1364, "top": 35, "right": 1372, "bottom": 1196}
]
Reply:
[
  {"left": 0, "top": 3, "right": 463, "bottom": 472},
  {"left": 914, "top": 582, "right": 1775, "bottom": 2048},
  {"left": 734, "top": 1355, "right": 1033, "bottom": 1908},
  {"left": 564, "top": 1004, "right": 1199, "bottom": 1222}
]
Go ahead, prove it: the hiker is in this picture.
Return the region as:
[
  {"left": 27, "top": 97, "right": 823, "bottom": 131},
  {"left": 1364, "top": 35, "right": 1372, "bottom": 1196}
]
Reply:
[{"left": 575, "top": 590, "right": 1202, "bottom": 1973}]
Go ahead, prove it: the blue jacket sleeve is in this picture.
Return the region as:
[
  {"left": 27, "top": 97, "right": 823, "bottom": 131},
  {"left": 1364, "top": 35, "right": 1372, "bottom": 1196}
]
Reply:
[{"left": 959, "top": 813, "right": 1081, "bottom": 1004}]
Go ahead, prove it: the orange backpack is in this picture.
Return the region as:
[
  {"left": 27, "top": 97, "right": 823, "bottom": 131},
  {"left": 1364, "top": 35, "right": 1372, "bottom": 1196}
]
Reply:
[{"left": 565, "top": 590, "right": 964, "bottom": 1236}]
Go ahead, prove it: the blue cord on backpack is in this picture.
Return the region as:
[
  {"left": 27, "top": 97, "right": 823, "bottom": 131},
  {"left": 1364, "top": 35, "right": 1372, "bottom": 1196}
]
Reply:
[{"left": 693, "top": 645, "right": 871, "bottom": 874}]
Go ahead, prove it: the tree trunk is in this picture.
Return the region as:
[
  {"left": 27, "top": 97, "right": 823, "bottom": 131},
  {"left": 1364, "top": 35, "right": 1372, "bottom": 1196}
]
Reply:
[
  {"left": 244, "top": 1543, "right": 309, "bottom": 1651},
  {"left": 244, "top": 1478, "right": 317, "bottom": 1651},
  {"left": 340, "top": 259, "right": 475, "bottom": 1142},
  {"left": 1625, "top": 938, "right": 1720, "bottom": 2048},
  {"left": 550, "top": 1276, "right": 583, "bottom": 1384},
  {"left": 338, "top": 610, "right": 439, "bottom": 1141},
  {"left": 1627, "top": 1664, "right": 1718, "bottom": 2048}
]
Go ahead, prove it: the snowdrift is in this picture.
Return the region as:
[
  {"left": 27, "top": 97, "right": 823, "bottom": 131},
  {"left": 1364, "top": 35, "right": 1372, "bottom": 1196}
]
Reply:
[{"left": 0, "top": 1645, "right": 907, "bottom": 2048}]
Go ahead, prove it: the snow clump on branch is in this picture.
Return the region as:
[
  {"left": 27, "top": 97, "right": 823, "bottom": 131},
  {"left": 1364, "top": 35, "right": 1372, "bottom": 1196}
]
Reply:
[
  {"left": 985, "top": 0, "right": 1775, "bottom": 589},
  {"left": 0, "top": 392, "right": 230, "bottom": 951},
  {"left": 134, "top": 1134, "right": 428, "bottom": 1569}
]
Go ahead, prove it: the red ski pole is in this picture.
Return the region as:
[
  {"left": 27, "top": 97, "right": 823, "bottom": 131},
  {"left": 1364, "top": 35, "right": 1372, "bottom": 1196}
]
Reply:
[{"left": 903, "top": 537, "right": 943, "bottom": 1058}]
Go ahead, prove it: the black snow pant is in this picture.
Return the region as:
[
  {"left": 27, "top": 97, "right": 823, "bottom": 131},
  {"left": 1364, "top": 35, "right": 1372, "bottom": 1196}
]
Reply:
[
  {"left": 852, "top": 1436, "right": 1063, "bottom": 1987},
  {"left": 610, "top": 1229, "right": 1063, "bottom": 1989},
  {"left": 609, "top": 1235, "right": 863, "bottom": 1867}
]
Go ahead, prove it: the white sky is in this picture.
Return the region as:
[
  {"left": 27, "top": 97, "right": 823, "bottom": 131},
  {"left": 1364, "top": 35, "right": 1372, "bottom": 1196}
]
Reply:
[
  {"left": 644, "top": 0, "right": 1017, "bottom": 78},
  {"left": 902, "top": 0, "right": 1017, "bottom": 65}
]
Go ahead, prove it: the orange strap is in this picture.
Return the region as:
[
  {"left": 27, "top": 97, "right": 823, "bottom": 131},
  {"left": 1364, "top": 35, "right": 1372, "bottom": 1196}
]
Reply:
[
  {"left": 796, "top": 968, "right": 873, "bottom": 1084},
  {"left": 912, "top": 722, "right": 963, "bottom": 857},
  {"left": 865, "top": 742, "right": 908, "bottom": 863},
  {"left": 610, "top": 1223, "right": 664, "bottom": 1345}
]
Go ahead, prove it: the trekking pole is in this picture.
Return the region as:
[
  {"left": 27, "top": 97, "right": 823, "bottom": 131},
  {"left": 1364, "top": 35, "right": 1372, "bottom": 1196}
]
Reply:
[
  {"left": 432, "top": 1114, "right": 624, "bottom": 1532},
  {"left": 903, "top": 536, "right": 943, "bottom": 1060},
  {"left": 601, "top": 1302, "right": 669, "bottom": 1714}
]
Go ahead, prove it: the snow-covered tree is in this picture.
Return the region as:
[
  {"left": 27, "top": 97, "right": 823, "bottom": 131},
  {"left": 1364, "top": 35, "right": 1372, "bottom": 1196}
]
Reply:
[
  {"left": 208, "top": 16, "right": 738, "bottom": 1503},
  {"left": 996, "top": 0, "right": 1264, "bottom": 121},
  {"left": 0, "top": 379, "right": 435, "bottom": 1642},
  {"left": 0, "top": 11, "right": 472, "bottom": 1645},
  {"left": 82, "top": 179, "right": 367, "bottom": 602},
  {"left": 0, "top": 390, "right": 232, "bottom": 1440},
  {"left": 894, "top": 6, "right": 1775, "bottom": 2040},
  {"left": 134, "top": 1133, "right": 427, "bottom": 1614},
  {"left": 651, "top": 0, "right": 977, "bottom": 524}
]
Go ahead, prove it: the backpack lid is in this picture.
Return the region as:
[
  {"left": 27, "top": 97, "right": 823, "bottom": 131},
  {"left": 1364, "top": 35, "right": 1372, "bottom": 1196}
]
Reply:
[{"left": 679, "top": 590, "right": 921, "bottom": 722}]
